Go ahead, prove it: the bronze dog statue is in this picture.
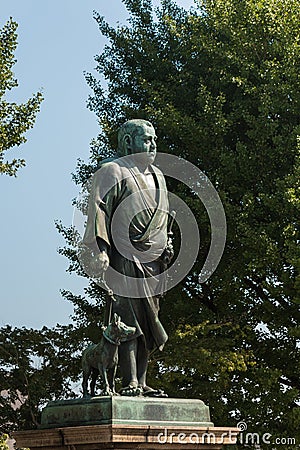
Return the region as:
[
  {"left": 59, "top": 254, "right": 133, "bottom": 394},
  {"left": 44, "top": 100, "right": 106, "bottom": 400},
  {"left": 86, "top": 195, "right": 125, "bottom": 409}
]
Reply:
[{"left": 82, "top": 313, "right": 136, "bottom": 397}]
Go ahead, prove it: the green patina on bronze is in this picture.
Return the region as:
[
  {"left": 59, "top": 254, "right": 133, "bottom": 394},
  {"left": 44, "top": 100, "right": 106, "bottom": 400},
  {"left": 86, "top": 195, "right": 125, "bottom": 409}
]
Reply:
[{"left": 40, "top": 396, "right": 213, "bottom": 429}]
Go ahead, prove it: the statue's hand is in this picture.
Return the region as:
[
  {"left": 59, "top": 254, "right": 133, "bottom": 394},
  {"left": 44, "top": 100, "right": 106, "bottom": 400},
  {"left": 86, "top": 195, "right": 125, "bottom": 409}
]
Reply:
[
  {"left": 94, "top": 251, "right": 110, "bottom": 273},
  {"left": 78, "top": 242, "right": 109, "bottom": 278},
  {"left": 161, "top": 238, "right": 174, "bottom": 265}
]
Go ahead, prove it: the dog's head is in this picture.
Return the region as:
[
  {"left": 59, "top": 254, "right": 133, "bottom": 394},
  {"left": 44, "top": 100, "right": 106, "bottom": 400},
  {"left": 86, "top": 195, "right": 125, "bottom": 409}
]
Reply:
[{"left": 107, "top": 313, "right": 136, "bottom": 343}]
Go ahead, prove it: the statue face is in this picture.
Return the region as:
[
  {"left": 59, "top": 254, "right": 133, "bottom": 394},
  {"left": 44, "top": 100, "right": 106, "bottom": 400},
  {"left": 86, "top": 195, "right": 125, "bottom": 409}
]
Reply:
[{"left": 131, "top": 125, "right": 157, "bottom": 164}]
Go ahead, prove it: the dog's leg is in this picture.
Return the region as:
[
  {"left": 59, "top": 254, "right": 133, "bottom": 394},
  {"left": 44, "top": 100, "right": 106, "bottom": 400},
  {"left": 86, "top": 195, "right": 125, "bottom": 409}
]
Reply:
[
  {"left": 90, "top": 369, "right": 98, "bottom": 397},
  {"left": 101, "top": 367, "right": 112, "bottom": 396},
  {"left": 82, "top": 367, "right": 91, "bottom": 398},
  {"left": 108, "top": 365, "right": 118, "bottom": 395}
]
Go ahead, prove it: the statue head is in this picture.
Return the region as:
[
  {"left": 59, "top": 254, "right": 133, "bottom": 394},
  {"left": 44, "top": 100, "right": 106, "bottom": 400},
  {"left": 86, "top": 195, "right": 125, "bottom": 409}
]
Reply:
[{"left": 117, "top": 119, "right": 156, "bottom": 157}]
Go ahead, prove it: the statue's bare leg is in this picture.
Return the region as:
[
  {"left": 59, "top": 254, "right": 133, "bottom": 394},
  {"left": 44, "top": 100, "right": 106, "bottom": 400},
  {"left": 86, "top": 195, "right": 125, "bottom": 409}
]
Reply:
[
  {"left": 137, "top": 340, "right": 150, "bottom": 388},
  {"left": 137, "top": 339, "right": 168, "bottom": 398},
  {"left": 119, "top": 339, "right": 142, "bottom": 395}
]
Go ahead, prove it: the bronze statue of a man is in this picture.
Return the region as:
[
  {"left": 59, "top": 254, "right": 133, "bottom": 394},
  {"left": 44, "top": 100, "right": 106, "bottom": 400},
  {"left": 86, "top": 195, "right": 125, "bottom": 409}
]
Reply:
[{"left": 83, "top": 119, "right": 173, "bottom": 396}]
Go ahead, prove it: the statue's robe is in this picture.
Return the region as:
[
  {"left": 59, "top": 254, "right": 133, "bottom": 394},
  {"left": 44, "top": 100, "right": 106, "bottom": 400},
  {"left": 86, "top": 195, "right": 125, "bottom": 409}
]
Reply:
[{"left": 83, "top": 157, "right": 169, "bottom": 352}]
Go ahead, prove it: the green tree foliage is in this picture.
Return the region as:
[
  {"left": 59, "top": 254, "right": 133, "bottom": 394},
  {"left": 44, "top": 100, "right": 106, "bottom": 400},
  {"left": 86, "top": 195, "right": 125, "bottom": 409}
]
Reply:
[
  {"left": 67, "top": 0, "right": 299, "bottom": 447},
  {"left": 0, "top": 434, "right": 9, "bottom": 450},
  {"left": 0, "top": 18, "right": 43, "bottom": 176},
  {"left": 0, "top": 325, "right": 82, "bottom": 433}
]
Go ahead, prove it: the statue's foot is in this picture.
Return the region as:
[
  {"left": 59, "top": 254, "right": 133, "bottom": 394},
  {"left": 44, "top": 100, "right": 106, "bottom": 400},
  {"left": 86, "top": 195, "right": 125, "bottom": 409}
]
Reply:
[
  {"left": 139, "top": 385, "right": 168, "bottom": 398},
  {"left": 119, "top": 383, "right": 143, "bottom": 396},
  {"left": 102, "top": 388, "right": 114, "bottom": 396},
  {"left": 82, "top": 393, "right": 91, "bottom": 399}
]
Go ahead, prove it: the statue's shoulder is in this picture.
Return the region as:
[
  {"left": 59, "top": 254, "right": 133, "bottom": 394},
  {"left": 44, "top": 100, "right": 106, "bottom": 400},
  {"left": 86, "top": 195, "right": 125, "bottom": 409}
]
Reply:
[
  {"left": 151, "top": 164, "right": 164, "bottom": 176},
  {"left": 151, "top": 164, "right": 166, "bottom": 182},
  {"left": 94, "top": 158, "right": 123, "bottom": 178}
]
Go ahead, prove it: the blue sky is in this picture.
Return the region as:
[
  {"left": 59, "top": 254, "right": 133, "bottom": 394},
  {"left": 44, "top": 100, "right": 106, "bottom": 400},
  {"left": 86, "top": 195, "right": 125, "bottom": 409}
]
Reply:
[{"left": 0, "top": 0, "right": 194, "bottom": 329}]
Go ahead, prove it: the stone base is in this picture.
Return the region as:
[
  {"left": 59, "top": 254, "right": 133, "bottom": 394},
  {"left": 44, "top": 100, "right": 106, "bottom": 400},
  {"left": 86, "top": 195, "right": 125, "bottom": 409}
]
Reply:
[
  {"left": 13, "top": 397, "right": 239, "bottom": 449},
  {"left": 14, "top": 424, "right": 240, "bottom": 450},
  {"left": 40, "top": 396, "right": 213, "bottom": 428}
]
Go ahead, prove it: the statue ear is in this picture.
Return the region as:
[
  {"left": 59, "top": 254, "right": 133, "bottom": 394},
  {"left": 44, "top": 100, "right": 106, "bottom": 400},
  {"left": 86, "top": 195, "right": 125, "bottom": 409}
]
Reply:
[{"left": 124, "top": 134, "right": 132, "bottom": 153}]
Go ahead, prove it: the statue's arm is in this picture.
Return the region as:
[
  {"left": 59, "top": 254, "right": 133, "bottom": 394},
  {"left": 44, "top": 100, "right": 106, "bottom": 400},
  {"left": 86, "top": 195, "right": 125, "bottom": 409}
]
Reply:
[{"left": 83, "top": 162, "right": 122, "bottom": 271}]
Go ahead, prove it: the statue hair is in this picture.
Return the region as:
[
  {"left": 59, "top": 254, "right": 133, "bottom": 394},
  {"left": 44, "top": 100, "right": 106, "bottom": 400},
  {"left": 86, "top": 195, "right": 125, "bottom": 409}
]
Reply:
[{"left": 117, "top": 119, "right": 154, "bottom": 156}]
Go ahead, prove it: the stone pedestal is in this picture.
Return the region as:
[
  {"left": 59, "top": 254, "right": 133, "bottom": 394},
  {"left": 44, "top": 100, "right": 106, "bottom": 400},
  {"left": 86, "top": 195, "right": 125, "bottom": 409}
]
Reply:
[
  {"left": 13, "top": 397, "right": 239, "bottom": 450},
  {"left": 14, "top": 424, "right": 239, "bottom": 450}
]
